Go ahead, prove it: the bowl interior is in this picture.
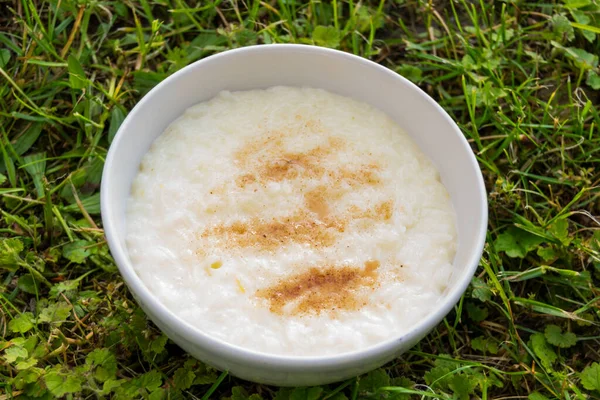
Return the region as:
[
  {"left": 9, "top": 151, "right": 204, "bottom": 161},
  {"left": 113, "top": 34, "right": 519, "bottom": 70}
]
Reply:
[{"left": 102, "top": 44, "right": 487, "bottom": 357}]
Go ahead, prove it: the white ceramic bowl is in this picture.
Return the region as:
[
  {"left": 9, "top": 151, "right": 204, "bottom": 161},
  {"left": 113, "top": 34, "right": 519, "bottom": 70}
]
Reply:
[{"left": 101, "top": 44, "right": 487, "bottom": 386}]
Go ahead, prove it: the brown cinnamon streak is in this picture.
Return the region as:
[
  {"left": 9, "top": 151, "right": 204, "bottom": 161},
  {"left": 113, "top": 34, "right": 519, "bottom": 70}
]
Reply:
[{"left": 257, "top": 260, "right": 380, "bottom": 316}]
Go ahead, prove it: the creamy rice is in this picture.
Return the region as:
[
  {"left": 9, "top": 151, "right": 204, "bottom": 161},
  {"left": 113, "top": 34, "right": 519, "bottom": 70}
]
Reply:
[{"left": 126, "top": 87, "right": 457, "bottom": 356}]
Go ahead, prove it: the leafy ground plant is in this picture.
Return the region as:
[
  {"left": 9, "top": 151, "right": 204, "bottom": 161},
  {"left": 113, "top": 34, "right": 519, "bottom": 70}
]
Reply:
[{"left": 1, "top": 0, "right": 600, "bottom": 399}]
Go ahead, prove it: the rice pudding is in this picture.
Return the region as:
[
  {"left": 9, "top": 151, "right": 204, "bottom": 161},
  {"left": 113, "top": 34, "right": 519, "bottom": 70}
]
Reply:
[{"left": 126, "top": 86, "right": 457, "bottom": 356}]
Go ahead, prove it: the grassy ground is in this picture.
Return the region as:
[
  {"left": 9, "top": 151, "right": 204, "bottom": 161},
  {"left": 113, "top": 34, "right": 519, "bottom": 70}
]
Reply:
[{"left": 1, "top": 0, "right": 600, "bottom": 398}]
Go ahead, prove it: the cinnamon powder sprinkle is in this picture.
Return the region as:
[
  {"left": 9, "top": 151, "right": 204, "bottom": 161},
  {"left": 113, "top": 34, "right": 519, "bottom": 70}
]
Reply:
[
  {"left": 236, "top": 144, "right": 381, "bottom": 190},
  {"left": 199, "top": 125, "right": 395, "bottom": 312},
  {"left": 257, "top": 260, "right": 380, "bottom": 315},
  {"left": 201, "top": 200, "right": 393, "bottom": 252},
  {"left": 304, "top": 186, "right": 333, "bottom": 219},
  {"left": 202, "top": 211, "right": 345, "bottom": 251},
  {"left": 235, "top": 134, "right": 341, "bottom": 188}
]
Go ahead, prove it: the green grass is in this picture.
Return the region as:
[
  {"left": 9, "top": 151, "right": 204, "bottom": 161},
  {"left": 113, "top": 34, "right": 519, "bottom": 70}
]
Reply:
[{"left": 1, "top": 0, "right": 600, "bottom": 398}]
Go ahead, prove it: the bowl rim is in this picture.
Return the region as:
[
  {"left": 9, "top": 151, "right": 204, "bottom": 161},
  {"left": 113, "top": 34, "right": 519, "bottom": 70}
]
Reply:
[{"left": 101, "top": 43, "right": 488, "bottom": 367}]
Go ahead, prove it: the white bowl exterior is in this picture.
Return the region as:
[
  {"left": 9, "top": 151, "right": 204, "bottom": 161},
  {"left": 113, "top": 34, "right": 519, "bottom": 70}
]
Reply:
[{"left": 101, "top": 45, "right": 488, "bottom": 386}]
